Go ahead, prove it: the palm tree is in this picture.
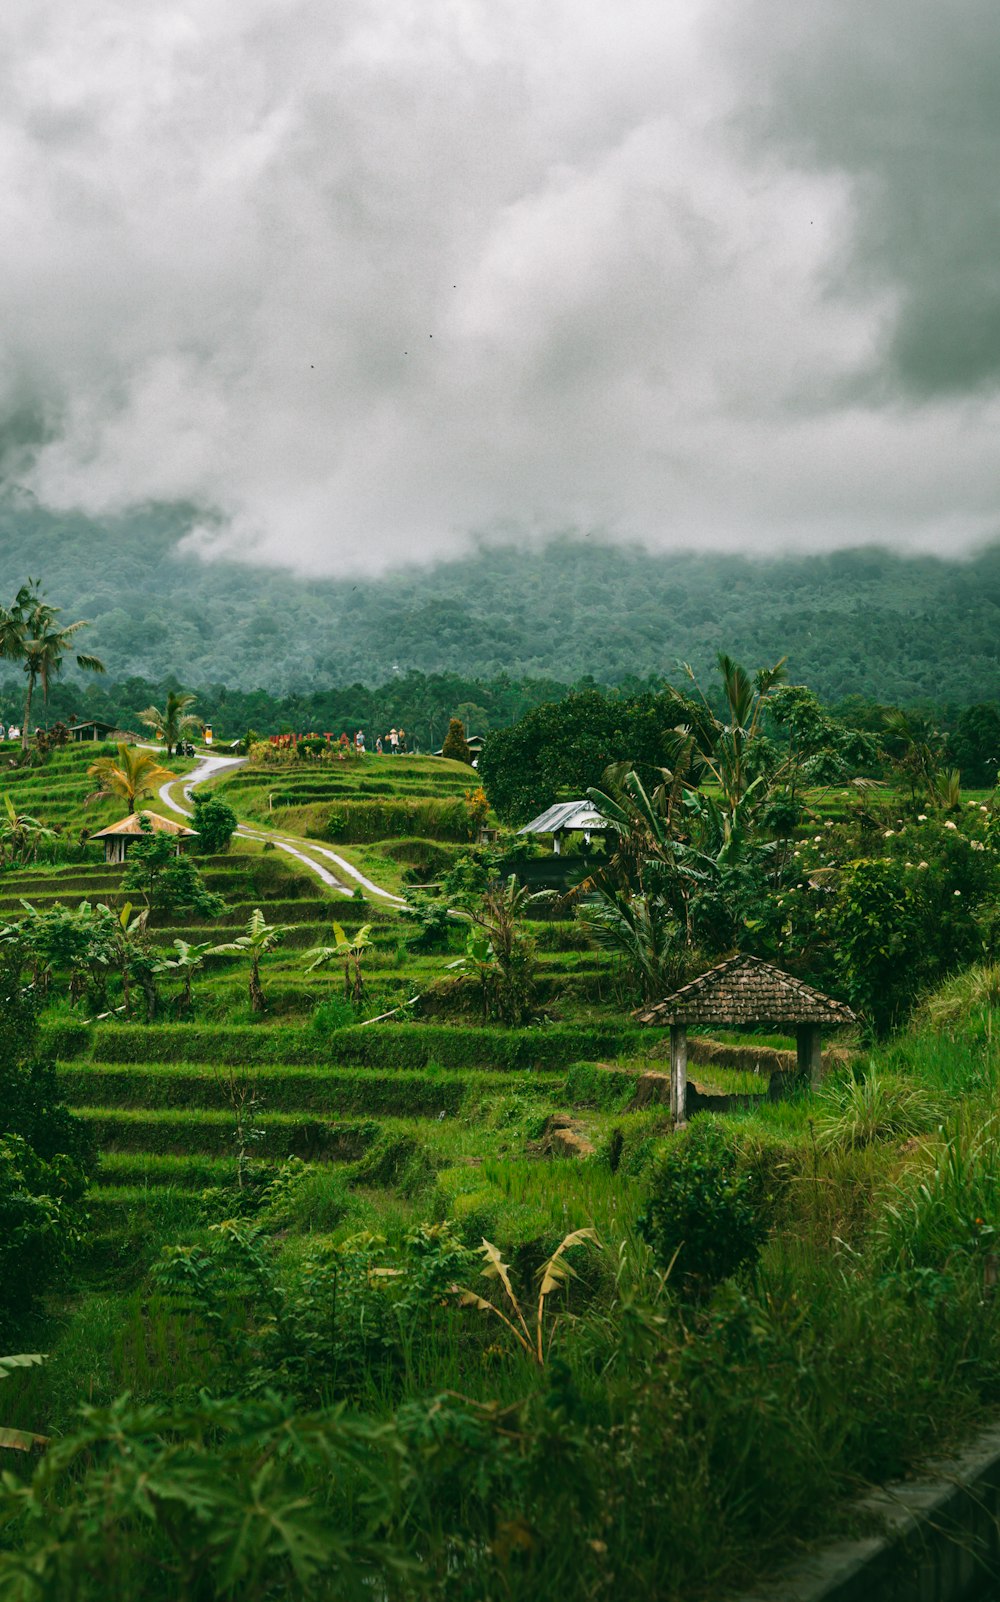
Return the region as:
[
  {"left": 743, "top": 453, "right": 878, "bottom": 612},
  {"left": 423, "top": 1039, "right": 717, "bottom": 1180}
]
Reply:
[
  {"left": 577, "top": 888, "right": 682, "bottom": 1003},
  {"left": 86, "top": 744, "right": 174, "bottom": 813},
  {"left": 138, "top": 690, "right": 200, "bottom": 755},
  {"left": 0, "top": 580, "right": 104, "bottom": 751},
  {"left": 304, "top": 920, "right": 374, "bottom": 1002},
  {"left": 883, "top": 708, "right": 947, "bottom": 806},
  {"left": 209, "top": 908, "right": 292, "bottom": 1012}
]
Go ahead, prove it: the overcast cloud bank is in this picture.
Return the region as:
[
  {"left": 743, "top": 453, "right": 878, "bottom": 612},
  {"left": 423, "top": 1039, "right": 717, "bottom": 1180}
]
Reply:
[{"left": 0, "top": 0, "right": 997, "bottom": 573}]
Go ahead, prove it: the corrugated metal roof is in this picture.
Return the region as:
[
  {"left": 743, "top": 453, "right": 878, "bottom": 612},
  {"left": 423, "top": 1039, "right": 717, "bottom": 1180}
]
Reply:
[
  {"left": 634, "top": 953, "right": 856, "bottom": 1027},
  {"left": 518, "top": 800, "right": 612, "bottom": 835}
]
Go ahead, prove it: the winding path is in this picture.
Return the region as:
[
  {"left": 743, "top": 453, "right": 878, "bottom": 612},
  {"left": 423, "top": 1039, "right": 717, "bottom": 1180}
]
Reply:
[{"left": 157, "top": 753, "right": 406, "bottom": 906}]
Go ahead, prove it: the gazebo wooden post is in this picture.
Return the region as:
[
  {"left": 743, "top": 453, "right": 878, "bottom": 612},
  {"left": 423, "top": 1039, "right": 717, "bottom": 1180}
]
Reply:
[
  {"left": 669, "top": 1024, "right": 688, "bottom": 1125},
  {"left": 796, "top": 1024, "right": 823, "bottom": 1090}
]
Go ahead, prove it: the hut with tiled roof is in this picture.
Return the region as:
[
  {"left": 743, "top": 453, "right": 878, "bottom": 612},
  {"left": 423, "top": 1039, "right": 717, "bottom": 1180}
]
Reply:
[
  {"left": 90, "top": 810, "right": 198, "bottom": 865},
  {"left": 635, "top": 953, "right": 856, "bottom": 1122}
]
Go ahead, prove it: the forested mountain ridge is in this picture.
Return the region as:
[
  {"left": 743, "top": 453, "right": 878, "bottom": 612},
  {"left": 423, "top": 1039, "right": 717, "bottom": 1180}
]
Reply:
[{"left": 0, "top": 495, "right": 997, "bottom": 703}]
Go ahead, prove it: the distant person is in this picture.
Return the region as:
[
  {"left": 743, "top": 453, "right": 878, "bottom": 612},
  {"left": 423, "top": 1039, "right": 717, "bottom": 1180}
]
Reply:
[
  {"left": 355, "top": 729, "right": 365, "bottom": 753},
  {"left": 389, "top": 727, "right": 399, "bottom": 755},
  {"left": 0, "top": 723, "right": 6, "bottom": 742},
  {"left": 375, "top": 736, "right": 383, "bottom": 755},
  {"left": 8, "top": 725, "right": 19, "bottom": 741},
  {"left": 398, "top": 727, "right": 407, "bottom": 754}
]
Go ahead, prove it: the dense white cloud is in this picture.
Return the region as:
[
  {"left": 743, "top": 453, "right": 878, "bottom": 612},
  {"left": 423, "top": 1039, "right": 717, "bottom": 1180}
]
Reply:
[{"left": 0, "top": 0, "right": 997, "bottom": 572}]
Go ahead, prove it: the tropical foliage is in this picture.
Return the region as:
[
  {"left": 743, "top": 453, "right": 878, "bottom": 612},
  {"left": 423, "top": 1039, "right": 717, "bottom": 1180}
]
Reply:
[
  {"left": 0, "top": 578, "right": 104, "bottom": 750},
  {"left": 210, "top": 908, "right": 293, "bottom": 1012},
  {"left": 85, "top": 743, "right": 174, "bottom": 812},
  {"left": 137, "top": 689, "right": 200, "bottom": 755}
]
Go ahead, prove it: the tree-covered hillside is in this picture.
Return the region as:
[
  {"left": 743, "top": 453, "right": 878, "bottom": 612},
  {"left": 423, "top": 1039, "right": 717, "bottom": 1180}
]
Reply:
[{"left": 0, "top": 495, "right": 997, "bottom": 702}]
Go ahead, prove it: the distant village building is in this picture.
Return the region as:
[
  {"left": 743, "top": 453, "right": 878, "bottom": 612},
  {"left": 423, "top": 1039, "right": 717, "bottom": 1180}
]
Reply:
[
  {"left": 90, "top": 811, "right": 198, "bottom": 865},
  {"left": 67, "top": 720, "right": 128, "bottom": 743},
  {"left": 433, "top": 733, "right": 485, "bottom": 757}
]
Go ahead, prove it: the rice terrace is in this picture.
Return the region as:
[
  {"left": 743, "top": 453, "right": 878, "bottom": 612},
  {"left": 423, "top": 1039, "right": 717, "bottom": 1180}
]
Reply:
[{"left": 0, "top": 591, "right": 999, "bottom": 1600}]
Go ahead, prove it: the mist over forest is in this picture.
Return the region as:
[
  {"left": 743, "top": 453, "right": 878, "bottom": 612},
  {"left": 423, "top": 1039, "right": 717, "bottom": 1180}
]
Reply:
[{"left": 1, "top": 498, "right": 996, "bottom": 705}]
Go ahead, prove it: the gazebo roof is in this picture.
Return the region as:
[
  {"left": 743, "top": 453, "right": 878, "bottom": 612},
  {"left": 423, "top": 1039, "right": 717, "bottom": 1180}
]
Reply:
[
  {"left": 90, "top": 810, "right": 198, "bottom": 840},
  {"left": 634, "top": 953, "right": 856, "bottom": 1028},
  {"left": 518, "top": 800, "right": 612, "bottom": 836}
]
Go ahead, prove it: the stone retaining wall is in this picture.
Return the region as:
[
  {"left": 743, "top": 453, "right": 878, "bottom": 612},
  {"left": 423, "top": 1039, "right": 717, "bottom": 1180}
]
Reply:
[{"left": 736, "top": 1420, "right": 1000, "bottom": 1601}]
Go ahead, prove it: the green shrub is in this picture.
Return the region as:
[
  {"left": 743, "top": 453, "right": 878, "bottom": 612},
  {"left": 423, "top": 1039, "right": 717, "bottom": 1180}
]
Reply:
[
  {"left": 351, "top": 1133, "right": 435, "bottom": 1195},
  {"left": 310, "top": 994, "right": 357, "bottom": 1032},
  {"left": 816, "top": 1067, "right": 941, "bottom": 1150},
  {"left": 0, "top": 961, "right": 94, "bottom": 1336},
  {"left": 0, "top": 1134, "right": 89, "bottom": 1340},
  {"left": 441, "top": 717, "right": 473, "bottom": 765},
  {"left": 323, "top": 798, "right": 468, "bottom": 843},
  {"left": 639, "top": 1120, "right": 772, "bottom": 1296},
  {"left": 876, "top": 1112, "right": 1000, "bottom": 1272},
  {"left": 191, "top": 793, "right": 238, "bottom": 854}
]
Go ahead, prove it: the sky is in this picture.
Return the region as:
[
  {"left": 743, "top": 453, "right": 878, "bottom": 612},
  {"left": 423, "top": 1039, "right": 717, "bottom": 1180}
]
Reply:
[{"left": 0, "top": 0, "right": 998, "bottom": 575}]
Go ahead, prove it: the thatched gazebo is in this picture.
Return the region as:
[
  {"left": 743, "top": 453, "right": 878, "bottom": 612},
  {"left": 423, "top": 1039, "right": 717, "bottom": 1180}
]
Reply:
[
  {"left": 90, "top": 810, "right": 198, "bottom": 865},
  {"left": 634, "top": 954, "right": 856, "bottom": 1123}
]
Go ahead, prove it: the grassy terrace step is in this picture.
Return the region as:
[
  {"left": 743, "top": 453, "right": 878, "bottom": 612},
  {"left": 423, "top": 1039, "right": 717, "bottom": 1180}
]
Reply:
[
  {"left": 146, "top": 921, "right": 401, "bottom": 952},
  {"left": 48, "top": 1019, "right": 641, "bottom": 1069},
  {"left": 58, "top": 1062, "right": 562, "bottom": 1116},
  {"left": 87, "top": 1186, "right": 206, "bottom": 1227},
  {"left": 93, "top": 1022, "right": 640, "bottom": 1070},
  {"left": 0, "top": 870, "right": 258, "bottom": 900},
  {"left": 74, "top": 1106, "right": 378, "bottom": 1158},
  {"left": 96, "top": 1152, "right": 238, "bottom": 1189},
  {"left": 145, "top": 898, "right": 344, "bottom": 928}
]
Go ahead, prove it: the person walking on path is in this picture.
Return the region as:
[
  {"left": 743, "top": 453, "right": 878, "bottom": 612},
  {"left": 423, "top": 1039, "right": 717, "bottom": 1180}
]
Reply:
[
  {"left": 375, "top": 735, "right": 383, "bottom": 755},
  {"left": 389, "top": 728, "right": 399, "bottom": 755},
  {"left": 355, "top": 729, "right": 366, "bottom": 754}
]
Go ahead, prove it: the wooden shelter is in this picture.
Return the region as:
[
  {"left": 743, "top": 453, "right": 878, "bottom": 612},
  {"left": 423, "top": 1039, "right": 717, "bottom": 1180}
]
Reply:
[
  {"left": 89, "top": 810, "right": 198, "bottom": 865},
  {"left": 67, "top": 720, "right": 125, "bottom": 743},
  {"left": 635, "top": 954, "right": 856, "bottom": 1123}
]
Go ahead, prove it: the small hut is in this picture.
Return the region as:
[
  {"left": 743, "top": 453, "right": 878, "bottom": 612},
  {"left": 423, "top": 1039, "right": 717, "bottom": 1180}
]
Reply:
[
  {"left": 67, "top": 720, "right": 126, "bottom": 743},
  {"left": 89, "top": 810, "right": 198, "bottom": 865},
  {"left": 635, "top": 954, "right": 856, "bottom": 1123},
  {"left": 517, "top": 800, "right": 614, "bottom": 856}
]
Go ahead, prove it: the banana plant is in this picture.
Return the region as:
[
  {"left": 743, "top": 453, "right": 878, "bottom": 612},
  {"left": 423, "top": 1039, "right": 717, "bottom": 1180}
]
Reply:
[
  {"left": 0, "top": 794, "right": 56, "bottom": 868},
  {"left": 95, "top": 901, "right": 150, "bottom": 1016},
  {"left": 154, "top": 937, "right": 215, "bottom": 1014},
  {"left": 303, "top": 921, "right": 373, "bottom": 1003},
  {"left": 455, "top": 1229, "right": 599, "bottom": 1365},
  {"left": 210, "top": 909, "right": 292, "bottom": 1013},
  {"left": 0, "top": 1352, "right": 47, "bottom": 1453}
]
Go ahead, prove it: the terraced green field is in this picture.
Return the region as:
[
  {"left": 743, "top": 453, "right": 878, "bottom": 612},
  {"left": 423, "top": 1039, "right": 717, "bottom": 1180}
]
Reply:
[
  {"left": 0, "top": 745, "right": 846, "bottom": 1290},
  {"left": 0, "top": 739, "right": 194, "bottom": 842},
  {"left": 0, "top": 829, "right": 662, "bottom": 1263},
  {"left": 4, "top": 834, "right": 788, "bottom": 1277},
  {"left": 200, "top": 751, "right": 483, "bottom": 889}
]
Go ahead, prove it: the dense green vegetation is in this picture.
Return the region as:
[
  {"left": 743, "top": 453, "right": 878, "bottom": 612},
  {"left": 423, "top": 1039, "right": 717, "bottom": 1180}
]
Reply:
[
  {"left": 2, "top": 641, "right": 1000, "bottom": 1597},
  {"left": 1, "top": 499, "right": 999, "bottom": 701}
]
